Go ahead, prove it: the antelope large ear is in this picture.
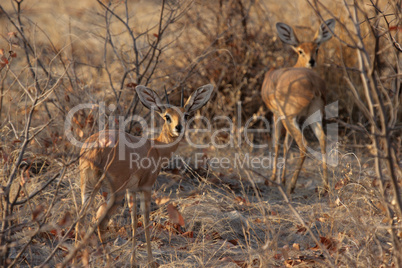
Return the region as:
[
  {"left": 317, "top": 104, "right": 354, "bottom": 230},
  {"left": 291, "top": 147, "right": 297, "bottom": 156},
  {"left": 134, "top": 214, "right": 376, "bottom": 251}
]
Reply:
[
  {"left": 276, "top": 22, "right": 300, "bottom": 47},
  {"left": 314, "top": 19, "right": 335, "bottom": 46},
  {"left": 135, "top": 85, "right": 165, "bottom": 114},
  {"left": 184, "top": 84, "right": 214, "bottom": 114}
]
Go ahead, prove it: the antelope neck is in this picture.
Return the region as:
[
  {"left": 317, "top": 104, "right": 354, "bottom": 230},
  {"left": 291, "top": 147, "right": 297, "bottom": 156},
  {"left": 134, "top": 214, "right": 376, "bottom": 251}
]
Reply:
[
  {"left": 294, "top": 61, "right": 312, "bottom": 68},
  {"left": 151, "top": 124, "right": 181, "bottom": 158}
]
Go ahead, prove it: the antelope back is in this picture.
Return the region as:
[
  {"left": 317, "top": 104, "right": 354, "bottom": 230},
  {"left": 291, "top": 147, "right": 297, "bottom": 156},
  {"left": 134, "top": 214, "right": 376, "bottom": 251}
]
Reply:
[{"left": 261, "top": 68, "right": 326, "bottom": 118}]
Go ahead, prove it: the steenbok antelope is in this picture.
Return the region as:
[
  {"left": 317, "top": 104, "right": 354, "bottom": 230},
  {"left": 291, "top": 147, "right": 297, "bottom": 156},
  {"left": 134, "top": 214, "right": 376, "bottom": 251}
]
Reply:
[
  {"left": 79, "top": 84, "right": 213, "bottom": 266},
  {"left": 261, "top": 19, "right": 335, "bottom": 194}
]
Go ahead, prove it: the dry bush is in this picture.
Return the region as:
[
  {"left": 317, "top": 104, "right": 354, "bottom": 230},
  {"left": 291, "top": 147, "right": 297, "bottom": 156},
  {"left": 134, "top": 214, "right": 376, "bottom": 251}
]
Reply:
[
  {"left": 0, "top": 0, "right": 401, "bottom": 267},
  {"left": 160, "top": 0, "right": 280, "bottom": 128}
]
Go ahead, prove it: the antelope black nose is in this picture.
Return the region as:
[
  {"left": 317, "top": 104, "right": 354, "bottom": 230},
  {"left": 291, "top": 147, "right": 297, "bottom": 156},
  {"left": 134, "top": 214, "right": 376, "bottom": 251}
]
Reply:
[
  {"left": 175, "top": 124, "right": 183, "bottom": 132},
  {"left": 309, "top": 59, "right": 315, "bottom": 67}
]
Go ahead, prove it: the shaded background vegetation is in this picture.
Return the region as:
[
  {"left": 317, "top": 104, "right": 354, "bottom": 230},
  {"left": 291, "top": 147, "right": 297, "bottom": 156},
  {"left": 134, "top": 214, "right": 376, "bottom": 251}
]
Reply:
[{"left": 0, "top": 0, "right": 401, "bottom": 267}]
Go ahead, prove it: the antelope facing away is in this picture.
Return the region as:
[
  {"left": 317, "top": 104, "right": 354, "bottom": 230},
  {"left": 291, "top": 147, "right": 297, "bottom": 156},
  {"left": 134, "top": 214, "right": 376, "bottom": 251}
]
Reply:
[
  {"left": 79, "top": 84, "right": 213, "bottom": 266},
  {"left": 261, "top": 19, "right": 335, "bottom": 194}
]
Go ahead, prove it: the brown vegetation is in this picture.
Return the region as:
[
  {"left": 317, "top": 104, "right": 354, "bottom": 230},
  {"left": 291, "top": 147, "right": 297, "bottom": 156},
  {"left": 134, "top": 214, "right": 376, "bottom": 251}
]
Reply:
[{"left": 0, "top": 0, "right": 401, "bottom": 267}]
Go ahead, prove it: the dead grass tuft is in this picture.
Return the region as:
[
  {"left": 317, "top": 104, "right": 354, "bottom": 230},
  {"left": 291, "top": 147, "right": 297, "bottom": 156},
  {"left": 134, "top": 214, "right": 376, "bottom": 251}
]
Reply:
[{"left": 0, "top": 0, "right": 401, "bottom": 267}]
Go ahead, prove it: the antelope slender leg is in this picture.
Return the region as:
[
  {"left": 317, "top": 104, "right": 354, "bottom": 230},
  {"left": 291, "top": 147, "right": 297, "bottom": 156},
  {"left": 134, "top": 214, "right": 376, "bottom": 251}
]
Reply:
[
  {"left": 127, "top": 190, "right": 138, "bottom": 267},
  {"left": 96, "top": 192, "right": 123, "bottom": 264},
  {"left": 288, "top": 150, "right": 306, "bottom": 194},
  {"left": 282, "top": 118, "right": 306, "bottom": 194},
  {"left": 271, "top": 114, "right": 283, "bottom": 183},
  {"left": 311, "top": 121, "right": 328, "bottom": 191},
  {"left": 281, "top": 131, "right": 293, "bottom": 185},
  {"left": 141, "top": 190, "right": 154, "bottom": 266}
]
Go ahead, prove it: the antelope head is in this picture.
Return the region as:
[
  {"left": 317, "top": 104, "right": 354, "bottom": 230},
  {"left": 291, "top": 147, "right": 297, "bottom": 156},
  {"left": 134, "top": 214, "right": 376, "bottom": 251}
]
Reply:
[
  {"left": 135, "top": 84, "right": 214, "bottom": 140},
  {"left": 276, "top": 19, "right": 335, "bottom": 68}
]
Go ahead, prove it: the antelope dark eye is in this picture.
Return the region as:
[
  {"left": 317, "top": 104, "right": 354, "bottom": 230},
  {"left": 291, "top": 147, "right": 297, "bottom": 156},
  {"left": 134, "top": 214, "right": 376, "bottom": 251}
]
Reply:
[
  {"left": 298, "top": 50, "right": 303, "bottom": 55},
  {"left": 165, "top": 115, "right": 171, "bottom": 123}
]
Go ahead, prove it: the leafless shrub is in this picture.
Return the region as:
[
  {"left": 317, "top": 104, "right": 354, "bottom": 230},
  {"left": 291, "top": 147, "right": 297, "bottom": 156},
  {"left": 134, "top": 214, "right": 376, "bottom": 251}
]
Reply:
[
  {"left": 308, "top": 0, "right": 402, "bottom": 266},
  {"left": 0, "top": 0, "right": 401, "bottom": 267}
]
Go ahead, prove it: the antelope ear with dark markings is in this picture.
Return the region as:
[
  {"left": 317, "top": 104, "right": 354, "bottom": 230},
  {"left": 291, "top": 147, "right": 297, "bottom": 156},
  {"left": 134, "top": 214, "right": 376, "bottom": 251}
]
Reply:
[
  {"left": 184, "top": 84, "right": 214, "bottom": 114},
  {"left": 276, "top": 22, "right": 300, "bottom": 47},
  {"left": 314, "top": 19, "right": 336, "bottom": 45},
  {"left": 135, "top": 85, "right": 166, "bottom": 114}
]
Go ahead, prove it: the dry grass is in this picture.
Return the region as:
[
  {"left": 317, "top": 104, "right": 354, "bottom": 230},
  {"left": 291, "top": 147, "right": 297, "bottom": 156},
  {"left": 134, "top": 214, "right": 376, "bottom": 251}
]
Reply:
[
  {"left": 4, "top": 142, "right": 396, "bottom": 267},
  {"left": 0, "top": 0, "right": 401, "bottom": 267}
]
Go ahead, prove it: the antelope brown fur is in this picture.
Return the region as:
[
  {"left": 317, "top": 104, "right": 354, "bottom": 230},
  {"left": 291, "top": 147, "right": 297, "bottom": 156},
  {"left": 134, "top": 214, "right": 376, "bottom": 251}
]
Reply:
[
  {"left": 79, "top": 84, "right": 213, "bottom": 266},
  {"left": 261, "top": 19, "right": 335, "bottom": 194}
]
